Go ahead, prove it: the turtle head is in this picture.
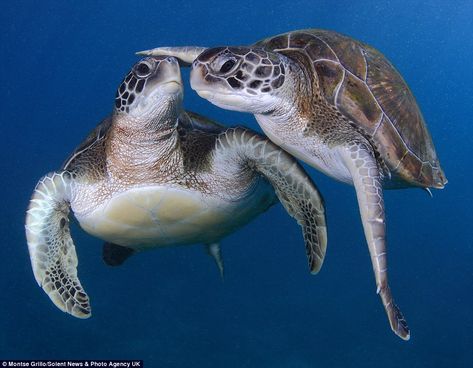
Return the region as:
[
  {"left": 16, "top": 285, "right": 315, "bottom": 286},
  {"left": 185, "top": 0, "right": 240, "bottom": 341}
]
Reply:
[
  {"left": 190, "top": 47, "right": 288, "bottom": 114},
  {"left": 114, "top": 56, "right": 183, "bottom": 120}
]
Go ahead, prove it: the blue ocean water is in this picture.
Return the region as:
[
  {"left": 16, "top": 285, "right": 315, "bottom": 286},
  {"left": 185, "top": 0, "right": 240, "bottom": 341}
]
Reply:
[{"left": 1, "top": 0, "right": 472, "bottom": 366}]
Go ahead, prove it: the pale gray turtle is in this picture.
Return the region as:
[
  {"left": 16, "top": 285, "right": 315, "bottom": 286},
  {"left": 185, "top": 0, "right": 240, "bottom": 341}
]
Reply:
[
  {"left": 138, "top": 29, "right": 448, "bottom": 340},
  {"left": 25, "top": 56, "right": 327, "bottom": 318}
]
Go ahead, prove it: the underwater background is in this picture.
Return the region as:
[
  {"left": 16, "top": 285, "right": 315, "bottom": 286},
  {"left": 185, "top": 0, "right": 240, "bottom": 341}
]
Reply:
[{"left": 1, "top": 0, "right": 472, "bottom": 366}]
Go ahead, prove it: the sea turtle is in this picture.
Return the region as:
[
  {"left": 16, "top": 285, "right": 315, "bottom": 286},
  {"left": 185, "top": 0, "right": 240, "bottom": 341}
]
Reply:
[
  {"left": 138, "top": 29, "right": 447, "bottom": 340},
  {"left": 25, "top": 56, "right": 327, "bottom": 318}
]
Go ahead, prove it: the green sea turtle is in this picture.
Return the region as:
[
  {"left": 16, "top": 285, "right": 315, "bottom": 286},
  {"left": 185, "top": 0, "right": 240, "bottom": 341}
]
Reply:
[
  {"left": 25, "top": 56, "right": 327, "bottom": 318},
  {"left": 138, "top": 29, "right": 447, "bottom": 340}
]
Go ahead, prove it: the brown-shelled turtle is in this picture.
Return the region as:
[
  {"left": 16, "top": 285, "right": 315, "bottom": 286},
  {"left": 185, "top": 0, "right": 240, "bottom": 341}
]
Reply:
[
  {"left": 25, "top": 56, "right": 327, "bottom": 318},
  {"left": 138, "top": 28, "right": 447, "bottom": 340}
]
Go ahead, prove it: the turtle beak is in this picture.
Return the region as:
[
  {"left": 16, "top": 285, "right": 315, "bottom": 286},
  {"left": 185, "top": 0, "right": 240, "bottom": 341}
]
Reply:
[
  {"left": 190, "top": 63, "right": 248, "bottom": 113},
  {"left": 189, "top": 61, "right": 208, "bottom": 93},
  {"left": 190, "top": 60, "right": 232, "bottom": 99},
  {"left": 190, "top": 58, "right": 226, "bottom": 92},
  {"left": 158, "top": 58, "right": 183, "bottom": 94}
]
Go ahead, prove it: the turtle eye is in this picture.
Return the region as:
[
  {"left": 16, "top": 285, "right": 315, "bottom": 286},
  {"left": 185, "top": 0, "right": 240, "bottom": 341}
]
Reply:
[
  {"left": 212, "top": 54, "right": 239, "bottom": 75},
  {"left": 220, "top": 59, "right": 236, "bottom": 73},
  {"left": 134, "top": 61, "right": 153, "bottom": 78}
]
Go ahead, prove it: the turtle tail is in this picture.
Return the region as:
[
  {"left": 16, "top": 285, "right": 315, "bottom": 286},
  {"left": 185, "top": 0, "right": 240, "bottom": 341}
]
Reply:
[
  {"left": 25, "top": 171, "right": 91, "bottom": 318},
  {"left": 431, "top": 165, "right": 448, "bottom": 189}
]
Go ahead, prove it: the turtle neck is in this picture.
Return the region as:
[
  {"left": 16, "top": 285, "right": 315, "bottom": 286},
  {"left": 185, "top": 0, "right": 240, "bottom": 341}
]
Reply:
[{"left": 105, "top": 110, "right": 183, "bottom": 185}]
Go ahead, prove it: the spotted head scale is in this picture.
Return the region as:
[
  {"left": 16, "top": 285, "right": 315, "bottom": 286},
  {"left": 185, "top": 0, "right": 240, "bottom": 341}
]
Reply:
[
  {"left": 189, "top": 47, "right": 290, "bottom": 114},
  {"left": 114, "top": 56, "right": 183, "bottom": 119}
]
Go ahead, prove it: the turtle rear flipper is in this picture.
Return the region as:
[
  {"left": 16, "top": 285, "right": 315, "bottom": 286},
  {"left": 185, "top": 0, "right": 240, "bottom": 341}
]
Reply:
[
  {"left": 25, "top": 172, "right": 91, "bottom": 318},
  {"left": 103, "top": 242, "right": 135, "bottom": 266},
  {"left": 205, "top": 243, "right": 224, "bottom": 280}
]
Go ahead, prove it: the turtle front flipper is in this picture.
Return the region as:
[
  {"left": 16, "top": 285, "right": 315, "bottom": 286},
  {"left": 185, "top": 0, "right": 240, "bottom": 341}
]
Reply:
[
  {"left": 341, "top": 142, "right": 410, "bottom": 340},
  {"left": 25, "top": 172, "right": 91, "bottom": 318},
  {"left": 224, "top": 128, "right": 327, "bottom": 273},
  {"left": 136, "top": 46, "right": 207, "bottom": 66}
]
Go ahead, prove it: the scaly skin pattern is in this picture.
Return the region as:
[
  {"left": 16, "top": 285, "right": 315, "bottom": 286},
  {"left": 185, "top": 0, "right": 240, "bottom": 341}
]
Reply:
[{"left": 25, "top": 172, "right": 91, "bottom": 318}]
